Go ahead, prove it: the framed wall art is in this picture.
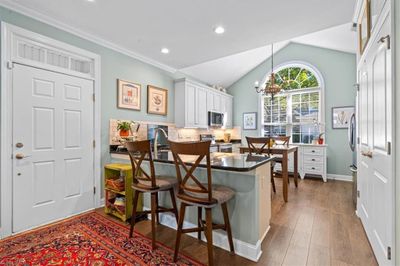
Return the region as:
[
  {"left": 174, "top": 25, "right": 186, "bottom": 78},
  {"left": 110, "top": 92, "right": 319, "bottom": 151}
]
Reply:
[
  {"left": 332, "top": 106, "right": 355, "bottom": 129},
  {"left": 147, "top": 85, "right": 168, "bottom": 115},
  {"left": 243, "top": 112, "right": 257, "bottom": 130},
  {"left": 117, "top": 79, "right": 141, "bottom": 110},
  {"left": 358, "top": 0, "right": 371, "bottom": 54}
]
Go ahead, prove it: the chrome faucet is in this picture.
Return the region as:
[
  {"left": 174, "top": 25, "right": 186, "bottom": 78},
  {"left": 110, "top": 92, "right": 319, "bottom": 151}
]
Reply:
[{"left": 153, "top": 128, "right": 168, "bottom": 156}]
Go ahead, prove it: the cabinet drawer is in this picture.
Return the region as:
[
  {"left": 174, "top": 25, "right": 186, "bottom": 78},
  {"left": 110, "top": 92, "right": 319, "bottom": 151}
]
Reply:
[
  {"left": 303, "top": 147, "right": 324, "bottom": 156},
  {"left": 303, "top": 164, "right": 324, "bottom": 173},
  {"left": 303, "top": 155, "right": 324, "bottom": 164}
]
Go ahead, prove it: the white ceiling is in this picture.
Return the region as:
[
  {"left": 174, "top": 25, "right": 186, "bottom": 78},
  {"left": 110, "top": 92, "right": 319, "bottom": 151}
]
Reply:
[
  {"left": 181, "top": 23, "right": 357, "bottom": 87},
  {"left": 179, "top": 42, "right": 290, "bottom": 88},
  {"left": 1, "top": 0, "right": 356, "bottom": 71}
]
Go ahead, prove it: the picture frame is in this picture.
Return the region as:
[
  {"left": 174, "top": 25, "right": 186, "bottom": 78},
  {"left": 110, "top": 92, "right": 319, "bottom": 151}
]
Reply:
[
  {"left": 358, "top": 0, "right": 371, "bottom": 54},
  {"left": 332, "top": 106, "right": 355, "bottom": 129},
  {"left": 147, "top": 85, "right": 168, "bottom": 115},
  {"left": 117, "top": 79, "right": 141, "bottom": 110},
  {"left": 243, "top": 112, "right": 257, "bottom": 130}
]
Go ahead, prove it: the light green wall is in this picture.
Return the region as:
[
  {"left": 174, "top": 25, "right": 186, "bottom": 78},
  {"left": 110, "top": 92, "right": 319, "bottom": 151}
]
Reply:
[
  {"left": 0, "top": 6, "right": 190, "bottom": 175},
  {"left": 228, "top": 43, "right": 357, "bottom": 176},
  {"left": 395, "top": 1, "right": 400, "bottom": 264}
]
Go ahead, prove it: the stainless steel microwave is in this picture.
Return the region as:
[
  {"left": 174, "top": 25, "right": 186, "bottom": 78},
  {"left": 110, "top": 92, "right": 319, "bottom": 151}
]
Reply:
[{"left": 208, "top": 111, "right": 224, "bottom": 127}]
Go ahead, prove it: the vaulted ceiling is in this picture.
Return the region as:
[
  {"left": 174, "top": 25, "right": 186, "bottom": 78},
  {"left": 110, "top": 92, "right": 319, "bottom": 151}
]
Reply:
[{"left": 0, "top": 0, "right": 357, "bottom": 86}]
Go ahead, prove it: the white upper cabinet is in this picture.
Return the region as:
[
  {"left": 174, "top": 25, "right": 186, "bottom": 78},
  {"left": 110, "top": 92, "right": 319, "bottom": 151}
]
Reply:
[
  {"left": 174, "top": 78, "right": 233, "bottom": 128},
  {"left": 196, "top": 86, "right": 208, "bottom": 128}
]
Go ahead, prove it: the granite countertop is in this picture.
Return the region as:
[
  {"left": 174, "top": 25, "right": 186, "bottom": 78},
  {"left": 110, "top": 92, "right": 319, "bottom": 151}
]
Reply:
[{"left": 110, "top": 146, "right": 273, "bottom": 172}]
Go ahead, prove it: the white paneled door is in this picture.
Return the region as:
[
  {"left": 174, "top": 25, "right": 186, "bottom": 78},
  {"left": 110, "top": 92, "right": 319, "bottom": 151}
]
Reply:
[
  {"left": 358, "top": 12, "right": 393, "bottom": 265},
  {"left": 12, "top": 64, "right": 94, "bottom": 233}
]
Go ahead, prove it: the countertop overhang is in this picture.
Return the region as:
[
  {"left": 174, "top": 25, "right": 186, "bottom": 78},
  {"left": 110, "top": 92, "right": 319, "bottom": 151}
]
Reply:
[{"left": 110, "top": 150, "right": 274, "bottom": 172}]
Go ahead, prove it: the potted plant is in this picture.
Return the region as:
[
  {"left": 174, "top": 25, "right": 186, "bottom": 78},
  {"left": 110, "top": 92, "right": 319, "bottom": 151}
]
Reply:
[
  {"left": 117, "top": 120, "right": 132, "bottom": 137},
  {"left": 318, "top": 132, "right": 325, "bottom": 145}
]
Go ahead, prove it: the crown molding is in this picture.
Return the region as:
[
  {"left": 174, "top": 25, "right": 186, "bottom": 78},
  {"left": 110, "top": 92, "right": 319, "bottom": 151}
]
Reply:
[{"left": 0, "top": 0, "right": 177, "bottom": 73}]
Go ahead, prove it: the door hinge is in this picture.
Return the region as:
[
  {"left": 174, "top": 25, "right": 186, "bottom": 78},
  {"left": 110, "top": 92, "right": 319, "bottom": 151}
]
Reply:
[
  {"left": 357, "top": 190, "right": 360, "bottom": 198},
  {"left": 93, "top": 186, "right": 96, "bottom": 194},
  {"left": 357, "top": 137, "right": 360, "bottom": 145},
  {"left": 6, "top": 61, "right": 14, "bottom": 69},
  {"left": 93, "top": 140, "right": 96, "bottom": 148},
  {"left": 92, "top": 93, "right": 95, "bottom": 102},
  {"left": 387, "top": 142, "right": 391, "bottom": 155},
  {"left": 354, "top": 83, "right": 360, "bottom": 91},
  {"left": 387, "top": 246, "right": 391, "bottom": 260}
]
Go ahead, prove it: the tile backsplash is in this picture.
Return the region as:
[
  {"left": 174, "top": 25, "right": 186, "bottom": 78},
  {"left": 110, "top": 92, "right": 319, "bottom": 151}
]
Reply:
[{"left": 109, "top": 119, "right": 241, "bottom": 145}]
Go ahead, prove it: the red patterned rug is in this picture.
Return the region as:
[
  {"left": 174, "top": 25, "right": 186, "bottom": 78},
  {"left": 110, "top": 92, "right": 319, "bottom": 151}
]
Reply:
[{"left": 0, "top": 212, "right": 204, "bottom": 265}]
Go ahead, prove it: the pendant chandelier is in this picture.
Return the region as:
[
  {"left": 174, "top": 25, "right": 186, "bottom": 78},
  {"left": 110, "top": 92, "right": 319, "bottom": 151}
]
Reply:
[{"left": 255, "top": 43, "right": 282, "bottom": 98}]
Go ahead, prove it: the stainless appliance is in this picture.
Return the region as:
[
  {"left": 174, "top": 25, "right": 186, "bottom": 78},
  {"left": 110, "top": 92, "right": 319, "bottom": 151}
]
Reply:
[
  {"left": 208, "top": 111, "right": 224, "bottom": 127},
  {"left": 199, "top": 134, "right": 218, "bottom": 153},
  {"left": 348, "top": 91, "right": 358, "bottom": 208},
  {"left": 218, "top": 143, "right": 233, "bottom": 153}
]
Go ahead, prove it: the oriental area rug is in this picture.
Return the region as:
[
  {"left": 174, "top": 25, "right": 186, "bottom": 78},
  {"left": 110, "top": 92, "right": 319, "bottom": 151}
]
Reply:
[{"left": 0, "top": 212, "right": 203, "bottom": 265}]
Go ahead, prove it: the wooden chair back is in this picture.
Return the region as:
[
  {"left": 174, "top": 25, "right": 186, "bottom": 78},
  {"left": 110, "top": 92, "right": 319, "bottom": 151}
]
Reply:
[
  {"left": 246, "top": 136, "right": 273, "bottom": 155},
  {"left": 270, "top": 136, "right": 291, "bottom": 147},
  {"left": 125, "top": 140, "right": 157, "bottom": 190},
  {"left": 169, "top": 140, "right": 215, "bottom": 205}
]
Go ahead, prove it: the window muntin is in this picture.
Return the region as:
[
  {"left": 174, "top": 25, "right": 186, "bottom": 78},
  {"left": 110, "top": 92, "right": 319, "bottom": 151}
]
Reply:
[
  {"left": 261, "top": 64, "right": 323, "bottom": 144},
  {"left": 268, "top": 67, "right": 319, "bottom": 90},
  {"left": 263, "top": 96, "right": 287, "bottom": 124}
]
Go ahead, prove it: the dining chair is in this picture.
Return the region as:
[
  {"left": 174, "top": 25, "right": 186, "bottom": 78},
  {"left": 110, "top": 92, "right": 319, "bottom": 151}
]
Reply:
[
  {"left": 270, "top": 136, "right": 291, "bottom": 183},
  {"left": 246, "top": 136, "right": 276, "bottom": 193},
  {"left": 126, "top": 140, "right": 179, "bottom": 250},
  {"left": 169, "top": 140, "right": 235, "bottom": 266}
]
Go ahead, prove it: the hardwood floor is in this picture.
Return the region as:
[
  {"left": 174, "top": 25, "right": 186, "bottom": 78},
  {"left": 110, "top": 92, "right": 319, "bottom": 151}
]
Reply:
[{"left": 98, "top": 178, "right": 378, "bottom": 266}]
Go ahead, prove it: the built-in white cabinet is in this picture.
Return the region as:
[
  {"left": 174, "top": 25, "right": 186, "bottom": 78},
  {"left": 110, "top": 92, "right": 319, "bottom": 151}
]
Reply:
[
  {"left": 175, "top": 78, "right": 233, "bottom": 128},
  {"left": 355, "top": 5, "right": 393, "bottom": 265},
  {"left": 273, "top": 144, "right": 327, "bottom": 182}
]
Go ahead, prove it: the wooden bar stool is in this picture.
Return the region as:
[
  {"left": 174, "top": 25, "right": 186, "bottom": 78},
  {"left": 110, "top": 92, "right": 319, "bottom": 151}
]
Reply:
[
  {"left": 125, "top": 140, "right": 179, "bottom": 250},
  {"left": 246, "top": 136, "right": 276, "bottom": 193},
  {"left": 169, "top": 140, "right": 235, "bottom": 266}
]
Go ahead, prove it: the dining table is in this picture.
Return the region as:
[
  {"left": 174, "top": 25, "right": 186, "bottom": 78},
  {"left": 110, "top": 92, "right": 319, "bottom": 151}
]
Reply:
[{"left": 239, "top": 145, "right": 299, "bottom": 202}]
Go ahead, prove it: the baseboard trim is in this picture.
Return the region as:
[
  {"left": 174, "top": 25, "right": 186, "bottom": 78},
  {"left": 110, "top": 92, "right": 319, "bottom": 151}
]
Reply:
[
  {"left": 143, "top": 207, "right": 263, "bottom": 262},
  {"left": 327, "top": 174, "right": 352, "bottom": 182}
]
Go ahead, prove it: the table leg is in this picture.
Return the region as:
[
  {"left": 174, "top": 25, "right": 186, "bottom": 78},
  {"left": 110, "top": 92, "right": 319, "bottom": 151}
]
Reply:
[
  {"left": 282, "top": 152, "right": 288, "bottom": 202},
  {"left": 294, "top": 149, "right": 298, "bottom": 188}
]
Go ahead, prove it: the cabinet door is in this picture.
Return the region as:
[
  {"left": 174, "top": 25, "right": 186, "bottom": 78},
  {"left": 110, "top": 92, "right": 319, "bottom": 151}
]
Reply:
[
  {"left": 207, "top": 91, "right": 214, "bottom": 112},
  {"left": 185, "top": 84, "right": 196, "bottom": 127},
  {"left": 357, "top": 13, "right": 393, "bottom": 266},
  {"left": 196, "top": 87, "right": 208, "bottom": 128},
  {"left": 214, "top": 93, "right": 221, "bottom": 112}
]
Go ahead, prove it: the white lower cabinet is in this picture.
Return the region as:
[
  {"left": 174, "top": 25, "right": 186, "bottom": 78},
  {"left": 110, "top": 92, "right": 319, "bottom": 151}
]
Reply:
[
  {"left": 175, "top": 78, "right": 233, "bottom": 128},
  {"left": 274, "top": 144, "right": 327, "bottom": 182}
]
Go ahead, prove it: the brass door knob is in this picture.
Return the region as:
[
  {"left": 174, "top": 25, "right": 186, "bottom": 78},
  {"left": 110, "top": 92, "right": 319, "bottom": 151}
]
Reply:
[{"left": 15, "top": 153, "right": 31, "bottom": 159}]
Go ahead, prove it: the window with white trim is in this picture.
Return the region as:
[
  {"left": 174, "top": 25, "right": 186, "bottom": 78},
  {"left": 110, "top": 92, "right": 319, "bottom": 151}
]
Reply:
[{"left": 261, "top": 64, "right": 323, "bottom": 144}]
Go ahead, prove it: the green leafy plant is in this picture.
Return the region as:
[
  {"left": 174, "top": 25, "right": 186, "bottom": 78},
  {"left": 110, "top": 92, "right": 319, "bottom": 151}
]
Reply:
[
  {"left": 318, "top": 132, "right": 325, "bottom": 139},
  {"left": 117, "top": 120, "right": 133, "bottom": 131}
]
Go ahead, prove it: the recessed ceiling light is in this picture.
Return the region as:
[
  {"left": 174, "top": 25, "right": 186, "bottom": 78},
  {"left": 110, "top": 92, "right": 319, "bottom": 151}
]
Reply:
[
  {"left": 87, "top": 0, "right": 95, "bottom": 2},
  {"left": 214, "top": 26, "right": 225, "bottom": 34},
  {"left": 161, "top": 48, "right": 169, "bottom": 54}
]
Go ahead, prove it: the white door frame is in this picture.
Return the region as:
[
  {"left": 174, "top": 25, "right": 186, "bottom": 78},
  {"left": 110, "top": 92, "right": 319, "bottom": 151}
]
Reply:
[{"left": 0, "top": 22, "right": 102, "bottom": 238}]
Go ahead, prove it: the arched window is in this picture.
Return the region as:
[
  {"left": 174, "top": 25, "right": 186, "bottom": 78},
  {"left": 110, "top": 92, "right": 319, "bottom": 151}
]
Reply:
[{"left": 261, "top": 63, "right": 324, "bottom": 144}]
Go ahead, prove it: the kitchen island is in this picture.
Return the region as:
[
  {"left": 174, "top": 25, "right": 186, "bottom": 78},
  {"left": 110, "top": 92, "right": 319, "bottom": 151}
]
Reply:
[{"left": 110, "top": 151, "right": 273, "bottom": 262}]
